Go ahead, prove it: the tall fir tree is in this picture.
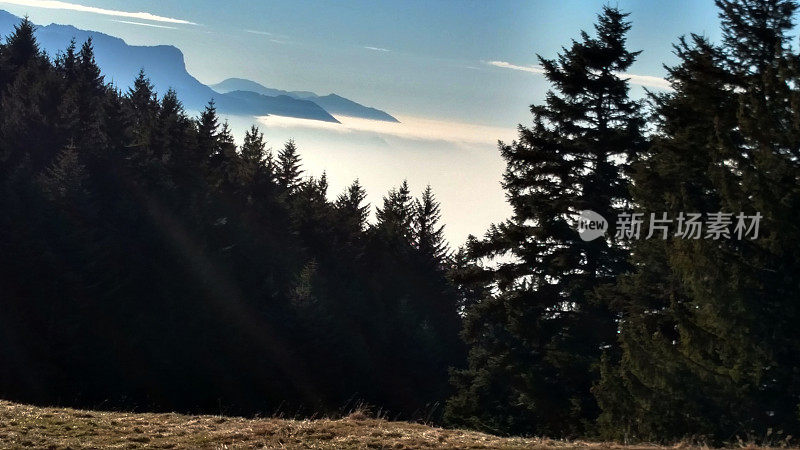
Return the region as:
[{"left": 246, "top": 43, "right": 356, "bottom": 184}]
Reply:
[
  {"left": 375, "top": 180, "right": 414, "bottom": 244},
  {"left": 414, "top": 185, "right": 449, "bottom": 264},
  {"left": 446, "top": 7, "right": 644, "bottom": 437},
  {"left": 275, "top": 139, "right": 303, "bottom": 193},
  {"left": 595, "top": 0, "right": 800, "bottom": 443},
  {"left": 335, "top": 179, "right": 370, "bottom": 234}
]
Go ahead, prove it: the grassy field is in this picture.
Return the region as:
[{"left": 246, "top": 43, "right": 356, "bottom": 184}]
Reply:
[{"left": 0, "top": 399, "right": 723, "bottom": 449}]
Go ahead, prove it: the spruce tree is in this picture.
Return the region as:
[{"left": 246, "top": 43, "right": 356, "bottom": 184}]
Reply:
[
  {"left": 446, "top": 7, "right": 644, "bottom": 437},
  {"left": 276, "top": 139, "right": 303, "bottom": 193},
  {"left": 54, "top": 38, "right": 77, "bottom": 82},
  {"left": 241, "top": 126, "right": 267, "bottom": 170},
  {"left": 75, "top": 38, "right": 107, "bottom": 152},
  {"left": 197, "top": 100, "right": 219, "bottom": 145},
  {"left": 125, "top": 69, "right": 159, "bottom": 155},
  {"left": 596, "top": 0, "right": 800, "bottom": 443},
  {"left": 375, "top": 180, "right": 414, "bottom": 244},
  {"left": 414, "top": 185, "right": 449, "bottom": 264},
  {"left": 335, "top": 179, "right": 370, "bottom": 234}
]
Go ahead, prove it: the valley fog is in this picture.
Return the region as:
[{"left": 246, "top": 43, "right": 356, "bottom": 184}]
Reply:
[{"left": 218, "top": 113, "right": 514, "bottom": 247}]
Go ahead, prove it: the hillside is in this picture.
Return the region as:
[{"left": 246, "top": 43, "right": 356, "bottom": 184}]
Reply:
[{"left": 0, "top": 400, "right": 674, "bottom": 449}]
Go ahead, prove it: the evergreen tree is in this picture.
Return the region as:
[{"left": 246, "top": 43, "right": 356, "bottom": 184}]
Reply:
[
  {"left": 335, "top": 179, "right": 370, "bottom": 234},
  {"left": 596, "top": 0, "right": 800, "bottom": 443},
  {"left": 197, "top": 99, "right": 219, "bottom": 147},
  {"left": 241, "top": 125, "right": 267, "bottom": 175},
  {"left": 54, "top": 38, "right": 77, "bottom": 82},
  {"left": 276, "top": 139, "right": 303, "bottom": 193},
  {"left": 0, "top": 16, "right": 43, "bottom": 83},
  {"left": 125, "top": 69, "right": 159, "bottom": 155},
  {"left": 0, "top": 17, "right": 60, "bottom": 171},
  {"left": 75, "top": 38, "right": 107, "bottom": 152},
  {"left": 414, "top": 185, "right": 449, "bottom": 264},
  {"left": 375, "top": 180, "right": 414, "bottom": 244},
  {"left": 446, "top": 7, "right": 644, "bottom": 437}
]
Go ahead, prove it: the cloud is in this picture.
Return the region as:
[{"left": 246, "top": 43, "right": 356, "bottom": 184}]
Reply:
[
  {"left": 486, "top": 60, "right": 671, "bottom": 90},
  {"left": 110, "top": 19, "right": 176, "bottom": 30},
  {"left": 622, "top": 73, "right": 673, "bottom": 90},
  {"left": 487, "top": 60, "right": 546, "bottom": 74},
  {"left": 256, "top": 114, "right": 517, "bottom": 146},
  {"left": 0, "top": 0, "right": 196, "bottom": 25},
  {"left": 364, "top": 46, "right": 390, "bottom": 52},
  {"left": 245, "top": 29, "right": 289, "bottom": 43},
  {"left": 244, "top": 29, "right": 273, "bottom": 36}
]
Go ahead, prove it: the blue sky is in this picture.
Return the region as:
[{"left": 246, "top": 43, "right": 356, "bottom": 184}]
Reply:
[
  {"left": 0, "top": 0, "right": 723, "bottom": 128},
  {"left": 0, "top": 1, "right": 729, "bottom": 243}
]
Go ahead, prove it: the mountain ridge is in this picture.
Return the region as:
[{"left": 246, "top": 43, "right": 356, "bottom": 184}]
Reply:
[
  {"left": 211, "top": 78, "right": 400, "bottom": 122},
  {"left": 0, "top": 11, "right": 366, "bottom": 123}
]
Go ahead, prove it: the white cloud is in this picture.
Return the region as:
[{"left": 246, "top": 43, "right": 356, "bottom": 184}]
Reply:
[
  {"left": 244, "top": 29, "right": 273, "bottom": 36},
  {"left": 256, "top": 114, "right": 517, "bottom": 146},
  {"left": 486, "top": 60, "right": 672, "bottom": 90},
  {"left": 245, "top": 29, "right": 289, "bottom": 43},
  {"left": 364, "top": 46, "right": 390, "bottom": 52},
  {"left": 622, "top": 73, "right": 672, "bottom": 90},
  {"left": 487, "top": 60, "right": 546, "bottom": 74},
  {"left": 110, "top": 19, "right": 176, "bottom": 30},
  {"left": 0, "top": 0, "right": 196, "bottom": 25}
]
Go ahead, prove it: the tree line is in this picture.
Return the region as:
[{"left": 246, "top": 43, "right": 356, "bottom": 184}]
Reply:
[
  {"left": 0, "top": 18, "right": 462, "bottom": 419},
  {"left": 1, "top": 0, "right": 799, "bottom": 445}
]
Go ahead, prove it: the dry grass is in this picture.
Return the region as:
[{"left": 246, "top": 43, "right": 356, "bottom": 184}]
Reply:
[{"left": 0, "top": 399, "right": 735, "bottom": 449}]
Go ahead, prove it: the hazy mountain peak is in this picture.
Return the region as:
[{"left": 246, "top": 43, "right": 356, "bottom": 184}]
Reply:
[
  {"left": 0, "top": 10, "right": 339, "bottom": 123},
  {"left": 211, "top": 78, "right": 399, "bottom": 122}
]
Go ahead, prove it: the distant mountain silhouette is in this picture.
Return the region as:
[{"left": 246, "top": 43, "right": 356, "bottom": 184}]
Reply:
[
  {"left": 223, "top": 90, "right": 341, "bottom": 122},
  {"left": 0, "top": 11, "right": 339, "bottom": 123},
  {"left": 212, "top": 78, "right": 400, "bottom": 122}
]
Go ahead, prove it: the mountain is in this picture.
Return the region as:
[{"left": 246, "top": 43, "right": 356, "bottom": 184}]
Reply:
[
  {"left": 0, "top": 11, "right": 339, "bottom": 123},
  {"left": 212, "top": 78, "right": 400, "bottom": 122},
  {"left": 312, "top": 94, "right": 399, "bottom": 123},
  {"left": 223, "top": 90, "right": 339, "bottom": 122},
  {"left": 210, "top": 77, "right": 291, "bottom": 98}
]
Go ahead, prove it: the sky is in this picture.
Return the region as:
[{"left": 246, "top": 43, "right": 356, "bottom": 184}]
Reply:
[
  {"left": 0, "top": 0, "right": 726, "bottom": 245},
  {"left": 0, "top": 0, "right": 724, "bottom": 126}
]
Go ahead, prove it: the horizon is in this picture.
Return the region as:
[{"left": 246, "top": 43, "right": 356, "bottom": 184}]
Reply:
[
  {"left": 0, "top": 1, "right": 728, "bottom": 245},
  {"left": 0, "top": 1, "right": 723, "bottom": 126}
]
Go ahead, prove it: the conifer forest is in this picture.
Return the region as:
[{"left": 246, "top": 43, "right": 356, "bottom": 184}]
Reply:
[{"left": 1, "top": 0, "right": 799, "bottom": 446}]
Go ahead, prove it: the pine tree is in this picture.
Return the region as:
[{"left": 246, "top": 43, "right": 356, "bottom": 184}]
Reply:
[
  {"left": 75, "top": 38, "right": 107, "bottom": 152},
  {"left": 445, "top": 7, "right": 644, "bottom": 437},
  {"left": 54, "top": 38, "right": 77, "bottom": 82},
  {"left": 275, "top": 139, "right": 303, "bottom": 193},
  {"left": 596, "top": 0, "right": 800, "bottom": 443},
  {"left": 209, "top": 120, "right": 239, "bottom": 190},
  {"left": 0, "top": 16, "right": 59, "bottom": 171},
  {"left": 414, "top": 185, "right": 449, "bottom": 264},
  {"left": 125, "top": 69, "right": 159, "bottom": 153},
  {"left": 335, "top": 179, "right": 370, "bottom": 233},
  {"left": 375, "top": 180, "right": 414, "bottom": 244},
  {"left": 77, "top": 38, "right": 103, "bottom": 96},
  {"left": 0, "top": 16, "right": 43, "bottom": 84},
  {"left": 241, "top": 125, "right": 266, "bottom": 167}
]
